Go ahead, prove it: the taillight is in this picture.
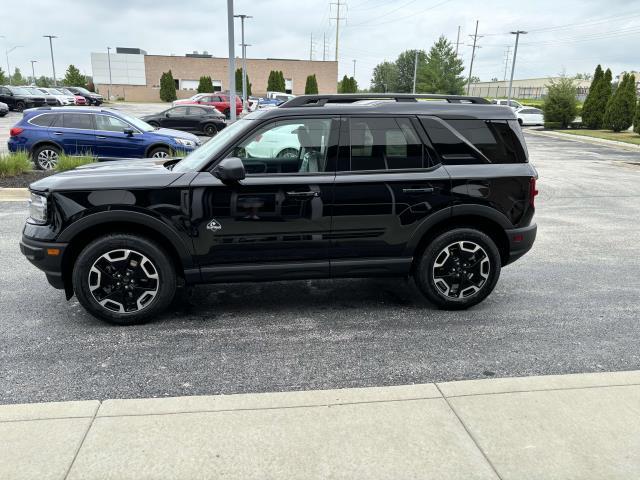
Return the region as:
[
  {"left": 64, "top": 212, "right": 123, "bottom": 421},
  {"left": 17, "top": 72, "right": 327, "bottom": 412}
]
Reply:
[
  {"left": 529, "top": 177, "right": 538, "bottom": 208},
  {"left": 10, "top": 127, "right": 24, "bottom": 137}
]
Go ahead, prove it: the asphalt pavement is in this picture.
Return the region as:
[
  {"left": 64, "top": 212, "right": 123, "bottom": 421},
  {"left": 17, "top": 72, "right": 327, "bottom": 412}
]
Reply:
[{"left": 1, "top": 132, "right": 639, "bottom": 404}]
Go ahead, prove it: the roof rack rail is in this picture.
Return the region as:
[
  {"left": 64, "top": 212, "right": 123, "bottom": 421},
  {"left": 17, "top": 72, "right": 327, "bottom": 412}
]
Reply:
[{"left": 280, "top": 93, "right": 490, "bottom": 108}]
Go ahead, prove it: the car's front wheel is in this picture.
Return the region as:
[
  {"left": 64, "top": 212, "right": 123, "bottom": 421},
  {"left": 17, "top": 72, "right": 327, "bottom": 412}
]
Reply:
[
  {"left": 414, "top": 228, "right": 501, "bottom": 310},
  {"left": 15, "top": 101, "right": 25, "bottom": 112},
  {"left": 148, "top": 146, "right": 171, "bottom": 158},
  {"left": 72, "top": 234, "right": 176, "bottom": 325}
]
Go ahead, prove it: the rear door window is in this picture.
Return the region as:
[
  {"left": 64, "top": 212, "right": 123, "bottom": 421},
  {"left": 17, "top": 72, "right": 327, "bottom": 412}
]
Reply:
[{"left": 63, "top": 113, "right": 95, "bottom": 130}]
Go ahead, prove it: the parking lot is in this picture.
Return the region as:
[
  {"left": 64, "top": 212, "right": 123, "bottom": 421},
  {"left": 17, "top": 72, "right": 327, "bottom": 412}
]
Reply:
[{"left": 1, "top": 129, "right": 639, "bottom": 405}]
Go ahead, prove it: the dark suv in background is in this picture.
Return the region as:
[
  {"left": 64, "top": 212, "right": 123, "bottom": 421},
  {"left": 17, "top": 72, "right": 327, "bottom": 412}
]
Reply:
[
  {"left": 0, "top": 86, "right": 47, "bottom": 111},
  {"left": 20, "top": 94, "right": 538, "bottom": 325},
  {"left": 65, "top": 87, "right": 103, "bottom": 105}
]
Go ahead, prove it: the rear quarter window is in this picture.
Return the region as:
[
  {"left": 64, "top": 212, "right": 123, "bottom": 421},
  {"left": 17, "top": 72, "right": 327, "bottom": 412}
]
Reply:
[{"left": 29, "top": 113, "right": 57, "bottom": 127}]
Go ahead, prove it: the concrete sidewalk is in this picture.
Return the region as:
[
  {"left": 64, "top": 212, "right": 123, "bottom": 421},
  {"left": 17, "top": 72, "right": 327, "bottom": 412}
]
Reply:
[{"left": 1, "top": 371, "right": 640, "bottom": 480}]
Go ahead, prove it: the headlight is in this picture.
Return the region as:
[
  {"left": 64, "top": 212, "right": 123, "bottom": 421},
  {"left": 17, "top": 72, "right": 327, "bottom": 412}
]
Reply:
[
  {"left": 28, "top": 192, "right": 48, "bottom": 225},
  {"left": 174, "top": 138, "right": 196, "bottom": 148}
]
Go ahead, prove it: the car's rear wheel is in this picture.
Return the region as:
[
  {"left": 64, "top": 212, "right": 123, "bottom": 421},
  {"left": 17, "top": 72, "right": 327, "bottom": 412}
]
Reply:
[
  {"left": 414, "top": 228, "right": 501, "bottom": 310},
  {"left": 32, "top": 144, "right": 61, "bottom": 170},
  {"left": 276, "top": 148, "right": 299, "bottom": 159},
  {"left": 148, "top": 146, "right": 171, "bottom": 158},
  {"left": 203, "top": 123, "right": 218, "bottom": 136},
  {"left": 15, "top": 101, "right": 25, "bottom": 112},
  {"left": 72, "top": 234, "right": 176, "bottom": 325}
]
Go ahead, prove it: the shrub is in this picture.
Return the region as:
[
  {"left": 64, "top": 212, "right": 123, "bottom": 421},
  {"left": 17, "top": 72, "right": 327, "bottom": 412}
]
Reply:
[
  {"left": 0, "top": 151, "right": 32, "bottom": 177},
  {"left": 305, "top": 74, "right": 319, "bottom": 94},
  {"left": 543, "top": 76, "right": 578, "bottom": 128},
  {"left": 581, "top": 65, "right": 604, "bottom": 129},
  {"left": 543, "top": 121, "right": 563, "bottom": 130},
  {"left": 197, "top": 76, "right": 214, "bottom": 93},
  {"left": 604, "top": 73, "right": 636, "bottom": 132},
  {"left": 159, "top": 70, "right": 177, "bottom": 102},
  {"left": 55, "top": 154, "right": 95, "bottom": 172},
  {"left": 634, "top": 99, "right": 640, "bottom": 135}
]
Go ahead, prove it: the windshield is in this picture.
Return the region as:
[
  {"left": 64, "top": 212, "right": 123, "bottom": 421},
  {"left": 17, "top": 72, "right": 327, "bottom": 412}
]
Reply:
[
  {"left": 58, "top": 88, "right": 74, "bottom": 95},
  {"left": 173, "top": 119, "right": 254, "bottom": 172},
  {"left": 74, "top": 87, "right": 91, "bottom": 94},
  {"left": 48, "top": 89, "right": 64, "bottom": 95},
  {"left": 9, "top": 87, "right": 31, "bottom": 95},
  {"left": 26, "top": 88, "right": 43, "bottom": 95},
  {"left": 113, "top": 110, "right": 155, "bottom": 132}
]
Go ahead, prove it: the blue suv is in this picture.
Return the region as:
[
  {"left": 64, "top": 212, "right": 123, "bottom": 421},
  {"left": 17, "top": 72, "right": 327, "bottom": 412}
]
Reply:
[{"left": 8, "top": 107, "right": 201, "bottom": 170}]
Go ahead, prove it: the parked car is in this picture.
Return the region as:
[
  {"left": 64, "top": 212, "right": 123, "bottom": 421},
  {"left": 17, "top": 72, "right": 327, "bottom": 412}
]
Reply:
[
  {"left": 56, "top": 87, "right": 88, "bottom": 105},
  {"left": 265, "top": 91, "right": 296, "bottom": 103},
  {"left": 174, "top": 93, "right": 242, "bottom": 118},
  {"left": 65, "top": 87, "right": 103, "bottom": 106},
  {"left": 491, "top": 99, "right": 523, "bottom": 110},
  {"left": 8, "top": 107, "right": 201, "bottom": 170},
  {"left": 172, "top": 93, "right": 209, "bottom": 107},
  {"left": 0, "top": 102, "right": 8, "bottom": 117},
  {"left": 0, "top": 86, "right": 46, "bottom": 112},
  {"left": 18, "top": 93, "right": 537, "bottom": 325},
  {"left": 257, "top": 97, "right": 284, "bottom": 110},
  {"left": 515, "top": 106, "right": 544, "bottom": 126},
  {"left": 24, "top": 87, "right": 58, "bottom": 106},
  {"left": 37, "top": 88, "right": 77, "bottom": 106},
  {"left": 141, "top": 105, "right": 226, "bottom": 136}
]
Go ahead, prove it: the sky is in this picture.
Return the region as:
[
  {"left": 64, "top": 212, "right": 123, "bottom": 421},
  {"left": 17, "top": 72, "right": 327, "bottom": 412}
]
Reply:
[{"left": 1, "top": 0, "right": 639, "bottom": 88}]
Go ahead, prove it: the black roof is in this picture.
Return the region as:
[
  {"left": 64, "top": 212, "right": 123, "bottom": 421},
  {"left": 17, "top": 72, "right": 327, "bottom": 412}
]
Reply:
[{"left": 252, "top": 94, "right": 516, "bottom": 120}]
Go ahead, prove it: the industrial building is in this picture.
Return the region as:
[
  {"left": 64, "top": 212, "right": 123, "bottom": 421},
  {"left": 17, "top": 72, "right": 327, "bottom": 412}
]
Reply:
[
  {"left": 469, "top": 77, "right": 592, "bottom": 100},
  {"left": 91, "top": 48, "right": 338, "bottom": 101}
]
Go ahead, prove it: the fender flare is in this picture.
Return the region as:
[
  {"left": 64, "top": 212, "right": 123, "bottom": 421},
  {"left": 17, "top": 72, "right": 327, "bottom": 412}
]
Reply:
[
  {"left": 144, "top": 142, "right": 173, "bottom": 157},
  {"left": 31, "top": 139, "right": 64, "bottom": 154}
]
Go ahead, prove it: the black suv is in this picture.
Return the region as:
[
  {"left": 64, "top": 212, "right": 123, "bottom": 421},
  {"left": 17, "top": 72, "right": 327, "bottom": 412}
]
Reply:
[
  {"left": 0, "top": 85, "right": 47, "bottom": 111},
  {"left": 20, "top": 94, "right": 537, "bottom": 325}
]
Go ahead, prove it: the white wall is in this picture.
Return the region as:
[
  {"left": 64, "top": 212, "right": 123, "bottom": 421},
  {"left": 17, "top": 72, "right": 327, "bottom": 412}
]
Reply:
[{"left": 91, "top": 52, "right": 146, "bottom": 86}]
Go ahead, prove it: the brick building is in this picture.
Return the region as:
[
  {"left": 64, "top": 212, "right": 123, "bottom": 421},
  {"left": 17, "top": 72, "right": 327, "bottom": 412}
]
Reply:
[{"left": 91, "top": 48, "right": 338, "bottom": 101}]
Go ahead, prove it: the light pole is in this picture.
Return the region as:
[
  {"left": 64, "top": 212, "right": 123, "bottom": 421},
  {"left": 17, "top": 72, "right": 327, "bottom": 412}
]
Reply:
[
  {"left": 227, "top": 0, "right": 236, "bottom": 122},
  {"left": 5, "top": 45, "right": 23, "bottom": 86},
  {"left": 107, "top": 47, "right": 113, "bottom": 101},
  {"left": 43, "top": 35, "right": 58, "bottom": 86},
  {"left": 412, "top": 51, "right": 418, "bottom": 93},
  {"left": 30, "top": 60, "right": 37, "bottom": 85},
  {"left": 507, "top": 30, "right": 527, "bottom": 107},
  {"left": 234, "top": 14, "right": 252, "bottom": 113}
]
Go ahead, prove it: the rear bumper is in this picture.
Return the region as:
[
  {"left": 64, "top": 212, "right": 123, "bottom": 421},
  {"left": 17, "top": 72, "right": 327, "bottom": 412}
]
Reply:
[
  {"left": 19, "top": 236, "right": 68, "bottom": 290},
  {"left": 504, "top": 223, "right": 537, "bottom": 265}
]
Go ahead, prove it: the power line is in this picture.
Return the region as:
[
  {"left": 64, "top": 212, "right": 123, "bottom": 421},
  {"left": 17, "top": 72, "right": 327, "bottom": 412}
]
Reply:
[{"left": 348, "top": 0, "right": 453, "bottom": 28}]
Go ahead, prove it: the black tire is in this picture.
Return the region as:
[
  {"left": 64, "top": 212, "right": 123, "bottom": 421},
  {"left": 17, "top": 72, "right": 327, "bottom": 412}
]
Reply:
[
  {"left": 518, "top": 118, "right": 524, "bottom": 126},
  {"left": 72, "top": 234, "right": 176, "bottom": 325},
  {"left": 203, "top": 123, "right": 218, "bottom": 136},
  {"left": 15, "top": 101, "right": 25, "bottom": 112},
  {"left": 32, "top": 144, "right": 61, "bottom": 170},
  {"left": 414, "top": 228, "right": 501, "bottom": 310},
  {"left": 147, "top": 146, "right": 171, "bottom": 159},
  {"left": 276, "top": 148, "right": 299, "bottom": 159}
]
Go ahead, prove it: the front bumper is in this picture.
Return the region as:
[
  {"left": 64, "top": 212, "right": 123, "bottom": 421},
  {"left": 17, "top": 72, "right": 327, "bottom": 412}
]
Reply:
[
  {"left": 19, "top": 236, "right": 68, "bottom": 289},
  {"left": 504, "top": 223, "right": 537, "bottom": 265}
]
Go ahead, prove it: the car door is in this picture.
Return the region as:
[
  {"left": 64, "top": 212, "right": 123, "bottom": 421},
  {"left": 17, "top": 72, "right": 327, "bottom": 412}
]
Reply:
[
  {"left": 189, "top": 116, "right": 338, "bottom": 282},
  {"left": 162, "top": 106, "right": 191, "bottom": 130},
  {"left": 329, "top": 116, "right": 452, "bottom": 276},
  {"left": 186, "top": 106, "right": 208, "bottom": 132},
  {"left": 94, "top": 113, "right": 147, "bottom": 158},
  {"left": 49, "top": 112, "right": 97, "bottom": 155}
]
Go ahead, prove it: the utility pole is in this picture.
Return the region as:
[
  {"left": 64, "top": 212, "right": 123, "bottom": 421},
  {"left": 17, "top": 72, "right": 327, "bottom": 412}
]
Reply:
[
  {"left": 43, "top": 35, "right": 58, "bottom": 86},
  {"left": 412, "top": 50, "right": 418, "bottom": 93},
  {"left": 234, "top": 14, "right": 252, "bottom": 113},
  {"left": 107, "top": 47, "right": 113, "bottom": 101},
  {"left": 227, "top": 0, "right": 237, "bottom": 121},
  {"left": 455, "top": 25, "right": 461, "bottom": 55},
  {"left": 323, "top": 32, "right": 327, "bottom": 61},
  {"left": 507, "top": 30, "right": 527, "bottom": 107},
  {"left": 309, "top": 33, "right": 314, "bottom": 61},
  {"left": 502, "top": 46, "right": 511, "bottom": 81},
  {"left": 30, "top": 60, "right": 37, "bottom": 85},
  {"left": 352, "top": 59, "right": 356, "bottom": 78},
  {"left": 330, "top": 0, "right": 345, "bottom": 62},
  {"left": 466, "top": 20, "right": 481, "bottom": 95}
]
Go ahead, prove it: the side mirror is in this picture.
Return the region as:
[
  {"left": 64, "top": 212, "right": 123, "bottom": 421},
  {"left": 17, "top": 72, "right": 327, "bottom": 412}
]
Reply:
[
  {"left": 123, "top": 128, "right": 134, "bottom": 136},
  {"left": 213, "top": 157, "right": 245, "bottom": 183},
  {"left": 165, "top": 112, "right": 171, "bottom": 117}
]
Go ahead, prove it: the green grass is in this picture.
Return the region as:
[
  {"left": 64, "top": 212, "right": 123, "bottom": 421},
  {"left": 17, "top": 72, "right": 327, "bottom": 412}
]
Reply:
[
  {"left": 0, "top": 151, "right": 32, "bottom": 177},
  {"left": 55, "top": 154, "right": 96, "bottom": 172},
  {"left": 557, "top": 129, "right": 640, "bottom": 145}
]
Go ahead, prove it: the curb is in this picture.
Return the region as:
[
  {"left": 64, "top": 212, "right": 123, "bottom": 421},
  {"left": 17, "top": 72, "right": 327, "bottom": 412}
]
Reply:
[{"left": 0, "top": 187, "right": 29, "bottom": 202}]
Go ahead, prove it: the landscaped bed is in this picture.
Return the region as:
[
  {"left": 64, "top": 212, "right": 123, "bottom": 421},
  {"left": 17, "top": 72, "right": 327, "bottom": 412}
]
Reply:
[
  {"left": 556, "top": 129, "right": 640, "bottom": 146},
  {"left": 0, "top": 152, "right": 95, "bottom": 188}
]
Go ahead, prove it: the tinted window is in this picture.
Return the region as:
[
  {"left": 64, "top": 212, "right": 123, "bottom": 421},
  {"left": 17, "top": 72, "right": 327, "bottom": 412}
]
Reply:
[
  {"left": 419, "top": 117, "right": 483, "bottom": 165},
  {"left": 63, "top": 113, "right": 94, "bottom": 130},
  {"left": 187, "top": 107, "right": 207, "bottom": 116},
  {"left": 30, "top": 114, "right": 57, "bottom": 127},
  {"left": 448, "top": 119, "right": 527, "bottom": 164},
  {"left": 170, "top": 107, "right": 189, "bottom": 116},
  {"left": 95, "top": 115, "right": 130, "bottom": 132},
  {"left": 348, "top": 117, "right": 427, "bottom": 171}
]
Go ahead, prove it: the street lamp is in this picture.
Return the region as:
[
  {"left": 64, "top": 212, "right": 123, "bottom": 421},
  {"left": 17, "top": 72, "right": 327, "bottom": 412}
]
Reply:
[
  {"left": 107, "top": 47, "right": 113, "bottom": 101},
  {"left": 226, "top": 0, "right": 236, "bottom": 122},
  {"left": 234, "top": 14, "right": 252, "bottom": 113},
  {"left": 43, "top": 35, "right": 58, "bottom": 86},
  {"left": 5, "top": 45, "right": 23, "bottom": 86},
  {"left": 507, "top": 30, "right": 527, "bottom": 107},
  {"left": 30, "top": 60, "right": 38, "bottom": 85}
]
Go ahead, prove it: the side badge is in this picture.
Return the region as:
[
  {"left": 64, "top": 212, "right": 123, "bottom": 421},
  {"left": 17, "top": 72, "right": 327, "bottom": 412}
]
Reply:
[{"left": 206, "top": 219, "right": 222, "bottom": 231}]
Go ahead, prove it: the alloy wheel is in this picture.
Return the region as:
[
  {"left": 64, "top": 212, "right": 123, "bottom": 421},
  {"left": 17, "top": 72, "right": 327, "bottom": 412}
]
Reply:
[
  {"left": 152, "top": 150, "right": 169, "bottom": 158},
  {"left": 88, "top": 249, "right": 160, "bottom": 314},
  {"left": 37, "top": 149, "right": 59, "bottom": 170},
  {"left": 432, "top": 241, "right": 490, "bottom": 299}
]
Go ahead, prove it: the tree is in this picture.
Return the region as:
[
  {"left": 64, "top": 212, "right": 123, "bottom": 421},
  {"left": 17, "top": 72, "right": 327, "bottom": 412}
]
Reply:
[
  {"left": 305, "top": 74, "right": 319, "bottom": 94},
  {"left": 197, "top": 76, "right": 214, "bottom": 93},
  {"left": 235, "top": 68, "right": 252, "bottom": 96},
  {"left": 634, "top": 97, "right": 640, "bottom": 135},
  {"left": 575, "top": 72, "right": 593, "bottom": 80},
  {"left": 581, "top": 65, "right": 604, "bottom": 129},
  {"left": 417, "top": 36, "right": 466, "bottom": 95},
  {"left": 159, "top": 70, "right": 177, "bottom": 102},
  {"left": 277, "top": 71, "right": 286, "bottom": 92},
  {"left": 35, "top": 76, "right": 52, "bottom": 87},
  {"left": 543, "top": 76, "right": 578, "bottom": 128},
  {"left": 0, "top": 67, "right": 6, "bottom": 85},
  {"left": 266, "top": 70, "right": 285, "bottom": 92},
  {"left": 604, "top": 72, "right": 636, "bottom": 132},
  {"left": 63, "top": 65, "right": 87, "bottom": 87},
  {"left": 370, "top": 61, "right": 399, "bottom": 92},
  {"left": 338, "top": 75, "right": 357, "bottom": 93},
  {"left": 394, "top": 49, "right": 426, "bottom": 92},
  {"left": 11, "top": 68, "right": 26, "bottom": 85}
]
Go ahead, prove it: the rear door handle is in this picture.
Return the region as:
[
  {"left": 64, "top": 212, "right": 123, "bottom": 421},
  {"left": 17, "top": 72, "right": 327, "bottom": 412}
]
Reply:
[
  {"left": 286, "top": 191, "right": 320, "bottom": 198},
  {"left": 96, "top": 135, "right": 107, "bottom": 139},
  {"left": 402, "top": 187, "right": 434, "bottom": 194}
]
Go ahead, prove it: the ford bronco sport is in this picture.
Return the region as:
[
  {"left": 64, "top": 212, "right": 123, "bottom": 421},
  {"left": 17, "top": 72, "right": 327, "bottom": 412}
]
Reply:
[{"left": 19, "top": 94, "right": 537, "bottom": 325}]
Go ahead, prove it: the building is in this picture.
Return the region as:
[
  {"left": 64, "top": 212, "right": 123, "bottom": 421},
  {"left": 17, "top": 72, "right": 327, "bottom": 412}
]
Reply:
[
  {"left": 469, "top": 77, "right": 592, "bottom": 100},
  {"left": 91, "top": 48, "right": 338, "bottom": 101}
]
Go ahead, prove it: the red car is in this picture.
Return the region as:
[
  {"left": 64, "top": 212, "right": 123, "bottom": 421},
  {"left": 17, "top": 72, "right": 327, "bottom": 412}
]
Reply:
[
  {"left": 175, "top": 93, "right": 242, "bottom": 118},
  {"left": 74, "top": 95, "right": 87, "bottom": 105}
]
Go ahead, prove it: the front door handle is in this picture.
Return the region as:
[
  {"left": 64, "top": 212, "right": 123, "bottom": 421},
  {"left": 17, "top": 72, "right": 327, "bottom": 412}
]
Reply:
[
  {"left": 96, "top": 135, "right": 107, "bottom": 139},
  {"left": 52, "top": 132, "right": 63, "bottom": 136},
  {"left": 286, "top": 191, "right": 320, "bottom": 198},
  {"left": 402, "top": 187, "right": 434, "bottom": 194}
]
